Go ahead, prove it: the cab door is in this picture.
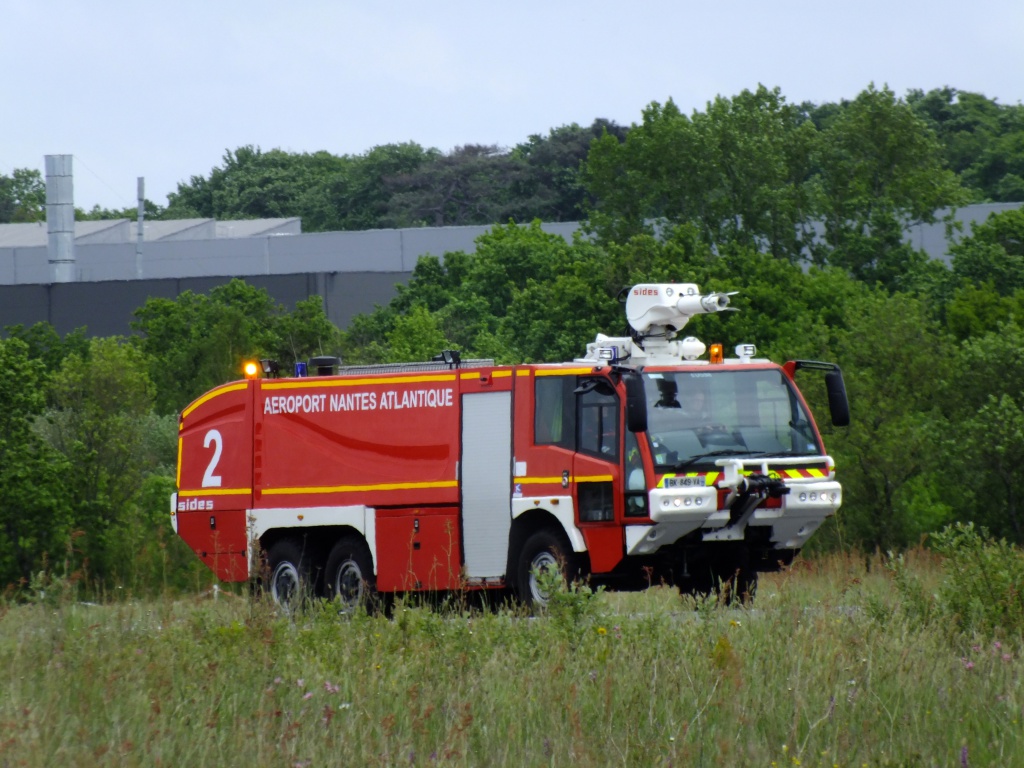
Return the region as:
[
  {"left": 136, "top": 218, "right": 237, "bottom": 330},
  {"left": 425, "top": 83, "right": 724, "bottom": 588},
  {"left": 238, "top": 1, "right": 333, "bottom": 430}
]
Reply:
[{"left": 572, "top": 377, "right": 624, "bottom": 573}]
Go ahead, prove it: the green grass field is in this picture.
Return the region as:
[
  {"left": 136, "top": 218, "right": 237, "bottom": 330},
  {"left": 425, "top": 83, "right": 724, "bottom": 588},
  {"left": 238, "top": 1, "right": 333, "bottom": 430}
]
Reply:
[{"left": 1, "top": 552, "right": 1020, "bottom": 767}]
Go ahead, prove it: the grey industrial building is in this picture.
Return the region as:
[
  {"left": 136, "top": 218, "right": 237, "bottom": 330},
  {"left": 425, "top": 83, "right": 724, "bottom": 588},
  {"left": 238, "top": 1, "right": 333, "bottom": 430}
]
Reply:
[{"left": 0, "top": 212, "right": 578, "bottom": 337}]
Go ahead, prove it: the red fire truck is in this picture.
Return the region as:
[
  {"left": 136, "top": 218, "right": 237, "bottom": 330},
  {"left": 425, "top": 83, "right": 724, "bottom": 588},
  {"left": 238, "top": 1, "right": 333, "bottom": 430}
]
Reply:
[{"left": 172, "top": 283, "right": 848, "bottom": 607}]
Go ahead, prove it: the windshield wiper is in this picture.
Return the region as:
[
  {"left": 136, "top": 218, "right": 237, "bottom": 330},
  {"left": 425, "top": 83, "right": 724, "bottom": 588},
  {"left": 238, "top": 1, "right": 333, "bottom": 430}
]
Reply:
[{"left": 672, "top": 450, "right": 770, "bottom": 473}]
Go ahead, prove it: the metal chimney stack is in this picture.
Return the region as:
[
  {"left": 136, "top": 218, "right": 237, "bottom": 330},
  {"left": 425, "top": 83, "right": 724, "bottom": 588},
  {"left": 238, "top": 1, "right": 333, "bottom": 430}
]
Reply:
[{"left": 45, "top": 154, "right": 76, "bottom": 283}]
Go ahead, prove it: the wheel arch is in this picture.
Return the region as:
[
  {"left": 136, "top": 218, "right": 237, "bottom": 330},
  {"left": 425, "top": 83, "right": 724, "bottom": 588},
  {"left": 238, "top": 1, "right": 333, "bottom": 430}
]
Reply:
[
  {"left": 506, "top": 508, "right": 590, "bottom": 584},
  {"left": 257, "top": 525, "right": 368, "bottom": 588}
]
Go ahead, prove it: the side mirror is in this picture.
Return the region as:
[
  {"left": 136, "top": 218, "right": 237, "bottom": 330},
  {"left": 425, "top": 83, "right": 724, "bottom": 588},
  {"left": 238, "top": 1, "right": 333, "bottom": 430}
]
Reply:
[
  {"left": 825, "top": 369, "right": 850, "bottom": 427},
  {"left": 624, "top": 372, "right": 648, "bottom": 433}
]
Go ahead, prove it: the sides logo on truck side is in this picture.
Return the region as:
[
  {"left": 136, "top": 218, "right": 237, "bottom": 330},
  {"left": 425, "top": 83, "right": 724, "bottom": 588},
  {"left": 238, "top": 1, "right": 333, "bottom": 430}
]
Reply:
[{"left": 178, "top": 498, "right": 215, "bottom": 512}]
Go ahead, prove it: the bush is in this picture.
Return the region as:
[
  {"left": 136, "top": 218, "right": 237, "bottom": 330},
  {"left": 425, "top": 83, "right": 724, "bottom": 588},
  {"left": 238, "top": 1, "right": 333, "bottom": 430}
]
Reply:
[{"left": 930, "top": 522, "right": 1024, "bottom": 643}]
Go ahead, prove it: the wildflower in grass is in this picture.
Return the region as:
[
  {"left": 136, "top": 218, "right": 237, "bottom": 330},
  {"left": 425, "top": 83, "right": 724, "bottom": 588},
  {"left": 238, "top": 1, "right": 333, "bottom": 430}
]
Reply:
[
  {"left": 296, "top": 679, "right": 305, "bottom": 688},
  {"left": 961, "top": 658, "right": 975, "bottom": 670},
  {"left": 994, "top": 641, "right": 1002, "bottom": 651},
  {"left": 324, "top": 681, "right": 340, "bottom": 694},
  {"left": 303, "top": 692, "right": 313, "bottom": 700},
  {"left": 1003, "top": 654, "right": 1012, "bottom": 662},
  {"left": 961, "top": 745, "right": 969, "bottom": 767},
  {"left": 597, "top": 626, "right": 607, "bottom": 635},
  {"left": 729, "top": 619, "right": 741, "bottom": 627}
]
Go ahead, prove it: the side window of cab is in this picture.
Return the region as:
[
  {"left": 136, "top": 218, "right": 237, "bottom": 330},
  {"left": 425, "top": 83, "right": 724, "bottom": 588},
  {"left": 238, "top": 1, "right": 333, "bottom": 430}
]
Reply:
[
  {"left": 534, "top": 376, "right": 576, "bottom": 450},
  {"left": 576, "top": 378, "right": 619, "bottom": 461}
]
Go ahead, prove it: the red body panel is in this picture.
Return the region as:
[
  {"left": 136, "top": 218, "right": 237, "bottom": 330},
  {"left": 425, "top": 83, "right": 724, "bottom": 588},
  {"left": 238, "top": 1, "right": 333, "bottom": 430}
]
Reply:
[
  {"left": 254, "top": 374, "right": 460, "bottom": 508},
  {"left": 175, "top": 382, "right": 254, "bottom": 573},
  {"left": 175, "top": 509, "right": 249, "bottom": 581},
  {"left": 375, "top": 508, "right": 462, "bottom": 591}
]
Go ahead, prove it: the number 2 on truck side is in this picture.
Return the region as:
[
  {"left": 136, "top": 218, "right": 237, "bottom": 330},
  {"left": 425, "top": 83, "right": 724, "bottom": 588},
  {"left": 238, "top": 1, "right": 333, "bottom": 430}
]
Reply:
[{"left": 202, "top": 429, "right": 223, "bottom": 487}]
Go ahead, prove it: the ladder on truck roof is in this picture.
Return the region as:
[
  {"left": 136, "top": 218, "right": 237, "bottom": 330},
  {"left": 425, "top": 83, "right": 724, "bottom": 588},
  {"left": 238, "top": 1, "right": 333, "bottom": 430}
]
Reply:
[{"left": 333, "top": 359, "right": 496, "bottom": 376}]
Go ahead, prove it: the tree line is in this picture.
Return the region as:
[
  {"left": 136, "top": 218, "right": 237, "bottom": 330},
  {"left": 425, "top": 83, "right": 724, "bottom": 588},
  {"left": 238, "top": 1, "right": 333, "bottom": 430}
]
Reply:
[
  {"left": 1, "top": 83, "right": 1023, "bottom": 595},
  {"left": 2, "top": 85, "right": 1023, "bottom": 230}
]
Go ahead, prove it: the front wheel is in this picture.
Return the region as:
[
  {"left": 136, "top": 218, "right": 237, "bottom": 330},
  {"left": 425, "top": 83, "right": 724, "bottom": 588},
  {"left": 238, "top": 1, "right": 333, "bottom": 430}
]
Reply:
[
  {"left": 324, "top": 536, "right": 377, "bottom": 612},
  {"left": 516, "top": 529, "right": 574, "bottom": 609}
]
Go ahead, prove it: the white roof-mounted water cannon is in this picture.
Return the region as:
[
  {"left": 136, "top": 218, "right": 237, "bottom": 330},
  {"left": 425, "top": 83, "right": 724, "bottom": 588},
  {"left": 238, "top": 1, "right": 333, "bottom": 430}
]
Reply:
[
  {"left": 579, "top": 283, "right": 737, "bottom": 366},
  {"left": 625, "top": 283, "right": 735, "bottom": 336}
]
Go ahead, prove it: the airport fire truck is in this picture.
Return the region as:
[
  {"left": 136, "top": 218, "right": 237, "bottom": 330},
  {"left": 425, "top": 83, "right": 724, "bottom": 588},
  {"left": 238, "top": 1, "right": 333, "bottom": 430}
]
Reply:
[{"left": 172, "top": 283, "right": 849, "bottom": 607}]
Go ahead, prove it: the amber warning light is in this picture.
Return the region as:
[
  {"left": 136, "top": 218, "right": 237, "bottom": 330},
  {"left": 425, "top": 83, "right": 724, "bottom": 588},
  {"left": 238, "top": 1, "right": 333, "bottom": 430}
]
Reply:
[
  {"left": 243, "top": 361, "right": 260, "bottom": 379},
  {"left": 709, "top": 344, "right": 724, "bottom": 364}
]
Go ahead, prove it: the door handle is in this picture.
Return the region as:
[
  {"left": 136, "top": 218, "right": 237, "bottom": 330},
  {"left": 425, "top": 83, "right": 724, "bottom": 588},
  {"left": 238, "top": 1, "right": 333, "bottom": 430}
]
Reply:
[{"left": 562, "top": 470, "right": 570, "bottom": 488}]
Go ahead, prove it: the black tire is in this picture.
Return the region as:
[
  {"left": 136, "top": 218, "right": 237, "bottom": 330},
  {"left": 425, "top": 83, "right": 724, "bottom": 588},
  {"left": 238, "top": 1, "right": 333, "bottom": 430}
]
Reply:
[
  {"left": 516, "top": 529, "right": 574, "bottom": 608},
  {"left": 266, "top": 538, "right": 313, "bottom": 612},
  {"left": 324, "top": 535, "right": 377, "bottom": 612}
]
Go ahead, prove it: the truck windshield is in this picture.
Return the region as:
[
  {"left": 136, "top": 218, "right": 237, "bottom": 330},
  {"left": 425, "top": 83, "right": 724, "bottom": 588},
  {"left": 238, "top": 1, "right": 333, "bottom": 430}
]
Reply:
[{"left": 643, "top": 369, "right": 823, "bottom": 469}]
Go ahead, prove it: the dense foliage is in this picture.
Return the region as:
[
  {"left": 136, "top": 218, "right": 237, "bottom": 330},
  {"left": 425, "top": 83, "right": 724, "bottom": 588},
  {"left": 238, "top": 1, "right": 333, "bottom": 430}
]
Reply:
[{"left": 1, "top": 82, "right": 1023, "bottom": 595}]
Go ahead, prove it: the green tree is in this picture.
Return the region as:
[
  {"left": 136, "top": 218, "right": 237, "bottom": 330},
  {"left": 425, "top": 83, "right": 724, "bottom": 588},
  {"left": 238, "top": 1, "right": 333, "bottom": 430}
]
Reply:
[
  {"left": 583, "top": 86, "right": 817, "bottom": 261},
  {"left": 315, "top": 142, "right": 436, "bottom": 231},
  {"left": 950, "top": 207, "right": 1024, "bottom": 291},
  {"left": 824, "top": 290, "right": 955, "bottom": 550},
  {"left": 76, "top": 199, "right": 166, "bottom": 221},
  {"left": 40, "top": 338, "right": 163, "bottom": 584},
  {"left": 0, "top": 168, "right": 45, "bottom": 223},
  {"left": 341, "top": 223, "right": 602, "bottom": 363},
  {"left": 936, "top": 324, "right": 1024, "bottom": 543},
  {"left": 0, "top": 338, "right": 73, "bottom": 586},
  {"left": 164, "top": 146, "right": 349, "bottom": 223},
  {"left": 2, "top": 322, "right": 89, "bottom": 371},
  {"left": 133, "top": 280, "right": 342, "bottom": 413},
  {"left": 909, "top": 87, "right": 1024, "bottom": 202},
  {"left": 510, "top": 120, "right": 628, "bottom": 222},
  {"left": 959, "top": 394, "right": 1024, "bottom": 540},
  {"left": 386, "top": 304, "right": 451, "bottom": 363},
  {"left": 811, "top": 84, "right": 966, "bottom": 287},
  {"left": 385, "top": 145, "right": 528, "bottom": 227}
]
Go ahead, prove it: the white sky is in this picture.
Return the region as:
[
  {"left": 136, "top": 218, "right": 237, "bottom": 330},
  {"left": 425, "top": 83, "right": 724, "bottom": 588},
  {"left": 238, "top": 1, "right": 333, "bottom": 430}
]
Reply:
[{"left": 2, "top": 0, "right": 1022, "bottom": 212}]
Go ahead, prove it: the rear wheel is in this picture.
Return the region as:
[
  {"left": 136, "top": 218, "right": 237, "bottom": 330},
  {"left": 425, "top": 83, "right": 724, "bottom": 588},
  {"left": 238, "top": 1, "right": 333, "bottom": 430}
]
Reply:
[
  {"left": 324, "top": 536, "right": 376, "bottom": 612},
  {"left": 266, "top": 539, "right": 313, "bottom": 612},
  {"left": 516, "top": 529, "right": 574, "bottom": 609}
]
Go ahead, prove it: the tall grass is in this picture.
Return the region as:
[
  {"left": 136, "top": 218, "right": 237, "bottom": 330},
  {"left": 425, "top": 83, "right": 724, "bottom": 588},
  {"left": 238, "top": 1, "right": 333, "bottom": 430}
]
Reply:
[{"left": 0, "top": 551, "right": 1020, "bottom": 767}]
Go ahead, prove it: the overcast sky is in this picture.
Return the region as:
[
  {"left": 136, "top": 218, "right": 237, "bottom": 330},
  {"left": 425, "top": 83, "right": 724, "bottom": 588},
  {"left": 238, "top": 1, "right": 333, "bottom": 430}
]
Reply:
[{"left": 2, "top": 0, "right": 1022, "bottom": 212}]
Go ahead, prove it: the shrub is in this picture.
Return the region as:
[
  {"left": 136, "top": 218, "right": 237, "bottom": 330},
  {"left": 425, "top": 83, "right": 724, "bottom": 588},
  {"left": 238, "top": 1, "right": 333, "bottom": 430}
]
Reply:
[{"left": 930, "top": 522, "right": 1024, "bottom": 643}]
